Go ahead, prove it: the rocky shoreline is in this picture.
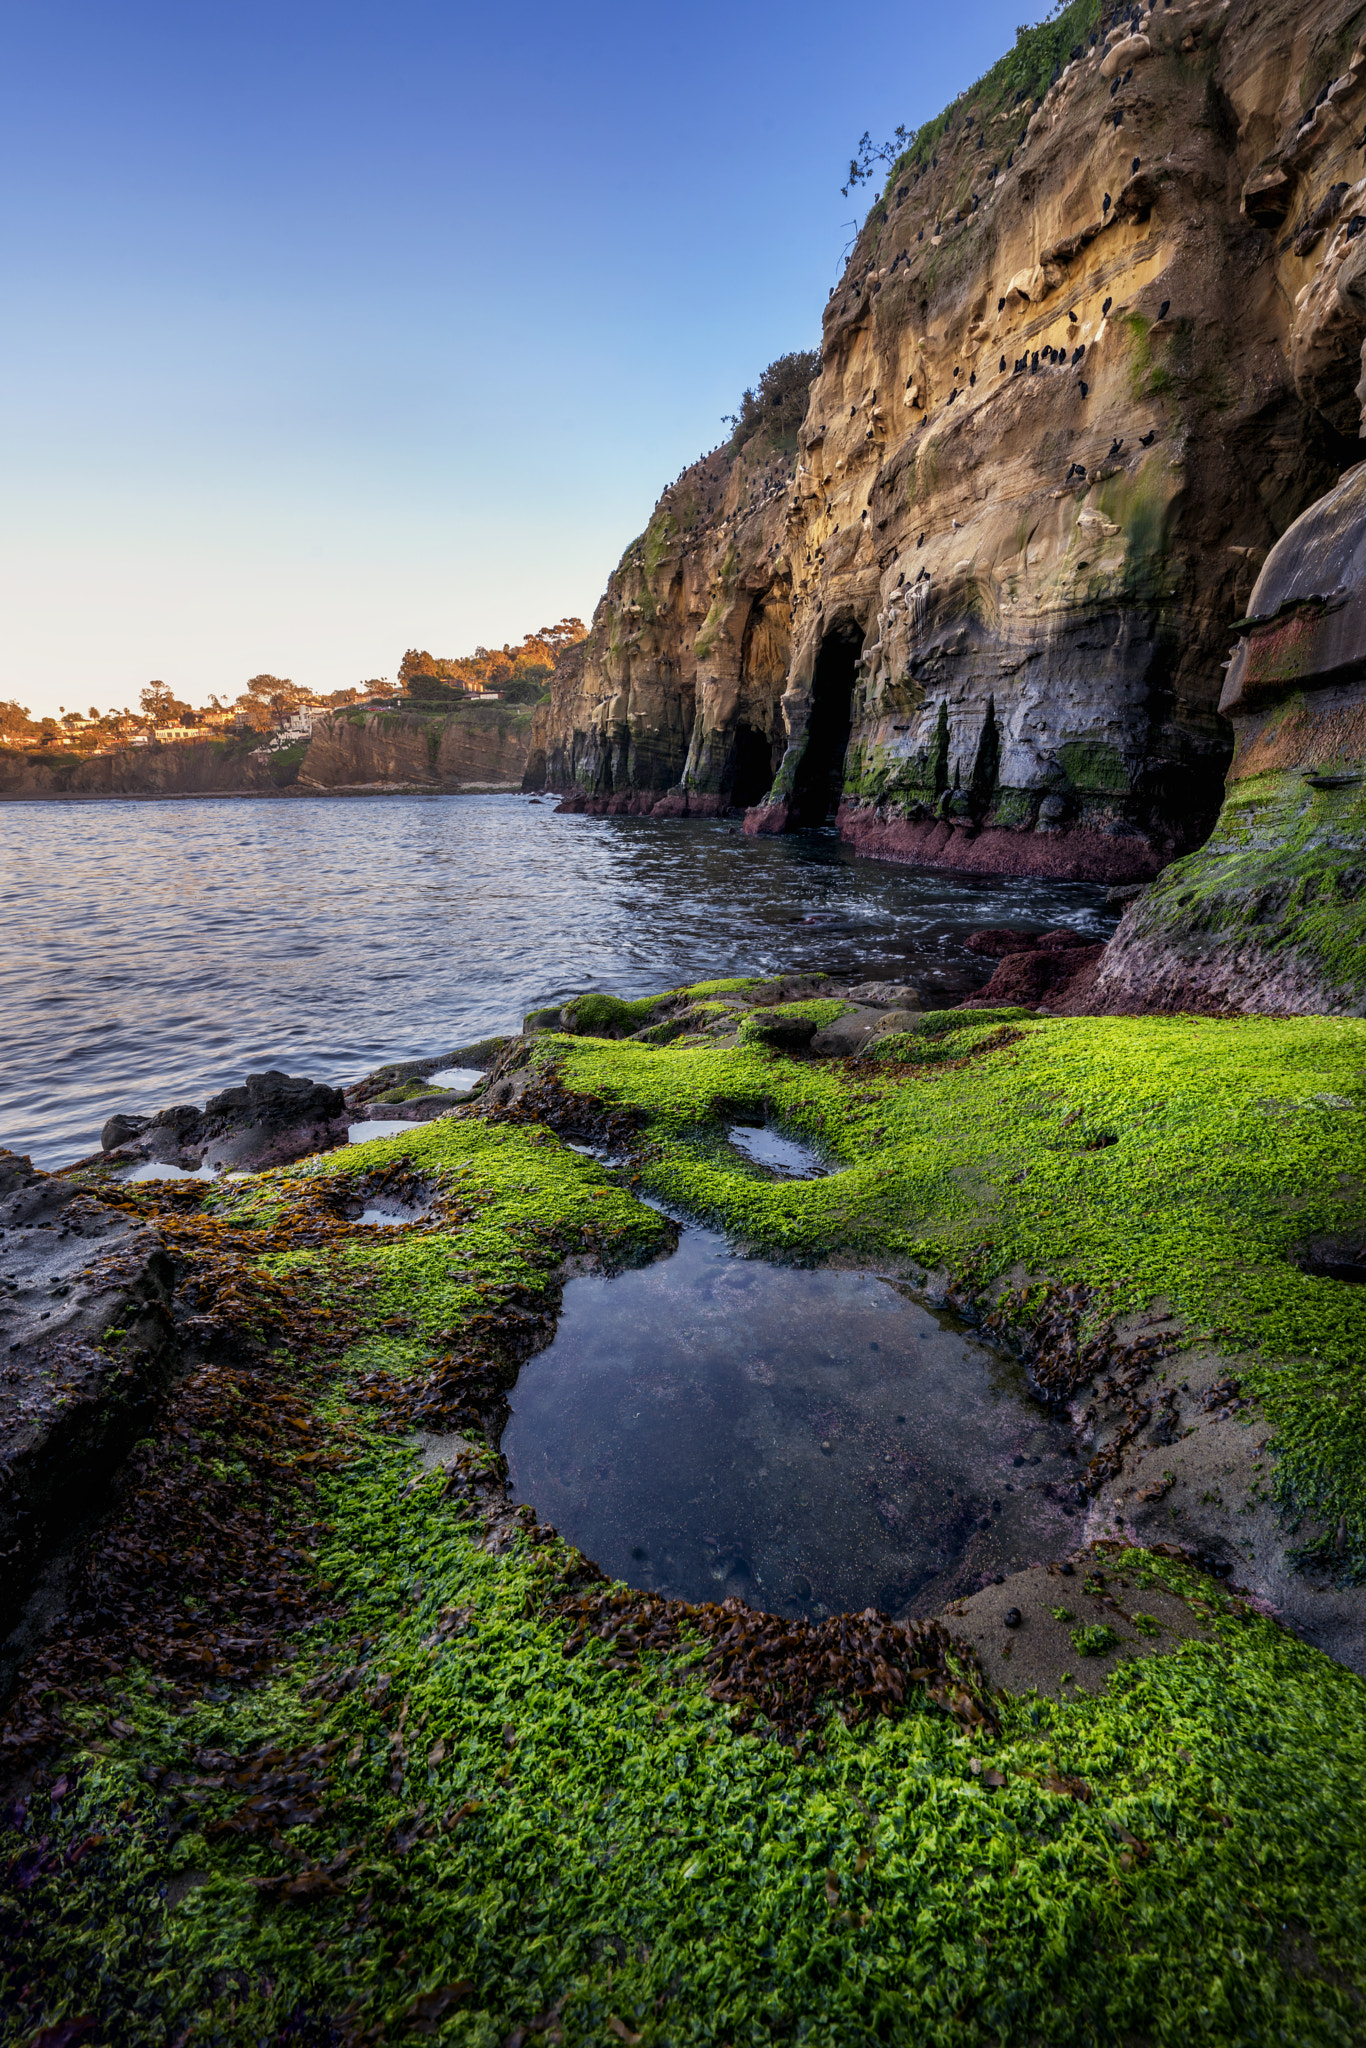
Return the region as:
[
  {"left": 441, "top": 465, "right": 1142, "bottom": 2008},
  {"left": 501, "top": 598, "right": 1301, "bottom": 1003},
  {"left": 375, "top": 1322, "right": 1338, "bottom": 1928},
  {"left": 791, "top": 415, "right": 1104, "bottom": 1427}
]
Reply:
[{"left": 3, "top": 954, "right": 1364, "bottom": 2037}]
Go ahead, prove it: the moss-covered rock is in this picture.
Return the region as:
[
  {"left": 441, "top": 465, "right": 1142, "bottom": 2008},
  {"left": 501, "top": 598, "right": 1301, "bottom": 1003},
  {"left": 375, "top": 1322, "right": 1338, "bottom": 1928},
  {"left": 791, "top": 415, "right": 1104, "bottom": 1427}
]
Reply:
[{"left": 6, "top": 989, "right": 1366, "bottom": 2040}]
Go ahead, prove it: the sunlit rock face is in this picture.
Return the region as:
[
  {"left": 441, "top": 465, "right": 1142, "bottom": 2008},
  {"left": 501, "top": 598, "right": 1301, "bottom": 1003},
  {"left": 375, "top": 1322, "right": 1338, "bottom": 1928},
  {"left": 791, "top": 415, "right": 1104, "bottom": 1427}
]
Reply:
[{"left": 533, "top": 0, "right": 1366, "bottom": 881}]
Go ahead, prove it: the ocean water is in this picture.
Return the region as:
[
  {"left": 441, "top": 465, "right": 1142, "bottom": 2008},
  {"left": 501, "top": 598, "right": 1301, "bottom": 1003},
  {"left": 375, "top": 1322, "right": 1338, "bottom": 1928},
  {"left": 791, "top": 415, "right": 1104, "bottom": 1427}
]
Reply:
[{"left": 0, "top": 793, "right": 1114, "bottom": 1167}]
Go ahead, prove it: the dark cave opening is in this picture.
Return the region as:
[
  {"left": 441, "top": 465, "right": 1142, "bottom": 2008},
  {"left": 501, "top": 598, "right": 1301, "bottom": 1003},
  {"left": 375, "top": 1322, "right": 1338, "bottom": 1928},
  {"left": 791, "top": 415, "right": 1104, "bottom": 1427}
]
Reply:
[
  {"left": 790, "top": 626, "right": 861, "bottom": 826},
  {"left": 729, "top": 723, "right": 777, "bottom": 810}
]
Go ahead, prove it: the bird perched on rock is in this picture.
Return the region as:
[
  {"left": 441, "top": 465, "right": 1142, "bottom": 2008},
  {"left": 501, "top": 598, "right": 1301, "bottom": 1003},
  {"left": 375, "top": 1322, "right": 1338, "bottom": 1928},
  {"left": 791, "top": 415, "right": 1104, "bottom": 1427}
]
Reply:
[
  {"left": 1139, "top": 430, "right": 1157, "bottom": 446},
  {"left": 1072, "top": 343, "right": 1086, "bottom": 363},
  {"left": 1132, "top": 156, "right": 1141, "bottom": 174},
  {"left": 1079, "top": 380, "right": 1089, "bottom": 397},
  {"left": 918, "top": 532, "right": 925, "bottom": 546},
  {"left": 1102, "top": 296, "right": 1112, "bottom": 316},
  {"left": 952, "top": 517, "right": 961, "bottom": 529},
  {"left": 1031, "top": 351, "right": 1040, "bottom": 371},
  {"left": 1067, "top": 460, "right": 1086, "bottom": 479},
  {"left": 1000, "top": 355, "right": 1007, "bottom": 372},
  {"left": 1109, "top": 437, "right": 1124, "bottom": 456},
  {"left": 1158, "top": 298, "right": 1170, "bottom": 319},
  {"left": 1068, "top": 307, "right": 1078, "bottom": 321},
  {"left": 1103, "top": 192, "right": 1112, "bottom": 214}
]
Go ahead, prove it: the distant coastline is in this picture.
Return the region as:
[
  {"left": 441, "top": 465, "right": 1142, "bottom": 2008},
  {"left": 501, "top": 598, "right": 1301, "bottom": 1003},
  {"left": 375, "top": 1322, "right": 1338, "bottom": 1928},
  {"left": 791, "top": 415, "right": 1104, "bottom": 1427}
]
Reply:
[{"left": 0, "top": 701, "right": 534, "bottom": 802}]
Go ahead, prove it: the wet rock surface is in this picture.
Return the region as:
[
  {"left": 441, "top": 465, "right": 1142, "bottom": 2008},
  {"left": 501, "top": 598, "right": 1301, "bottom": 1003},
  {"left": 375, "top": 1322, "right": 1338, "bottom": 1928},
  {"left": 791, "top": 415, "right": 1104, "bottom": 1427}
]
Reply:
[
  {"left": 938, "top": 1548, "right": 1218, "bottom": 1698},
  {"left": 96, "top": 1070, "right": 349, "bottom": 1173},
  {"left": 0, "top": 1150, "right": 176, "bottom": 1648}
]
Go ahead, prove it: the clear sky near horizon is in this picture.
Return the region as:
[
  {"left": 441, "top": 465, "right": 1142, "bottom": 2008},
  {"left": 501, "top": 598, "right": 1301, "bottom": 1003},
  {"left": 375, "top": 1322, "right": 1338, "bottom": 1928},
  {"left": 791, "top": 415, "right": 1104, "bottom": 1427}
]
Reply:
[{"left": 3, "top": 0, "right": 1028, "bottom": 718}]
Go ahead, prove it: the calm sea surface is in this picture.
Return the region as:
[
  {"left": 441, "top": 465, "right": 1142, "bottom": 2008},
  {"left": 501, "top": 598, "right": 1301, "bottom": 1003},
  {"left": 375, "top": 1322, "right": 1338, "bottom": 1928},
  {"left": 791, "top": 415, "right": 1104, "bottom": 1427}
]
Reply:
[{"left": 0, "top": 794, "right": 1115, "bottom": 1168}]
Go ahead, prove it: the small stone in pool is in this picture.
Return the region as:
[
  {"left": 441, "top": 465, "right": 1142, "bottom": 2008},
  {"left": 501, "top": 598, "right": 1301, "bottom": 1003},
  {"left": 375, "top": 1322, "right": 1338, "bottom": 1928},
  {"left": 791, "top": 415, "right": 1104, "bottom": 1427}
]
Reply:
[
  {"left": 1003, "top": 1607, "right": 1022, "bottom": 1628},
  {"left": 820, "top": 1440, "right": 832, "bottom": 1454}
]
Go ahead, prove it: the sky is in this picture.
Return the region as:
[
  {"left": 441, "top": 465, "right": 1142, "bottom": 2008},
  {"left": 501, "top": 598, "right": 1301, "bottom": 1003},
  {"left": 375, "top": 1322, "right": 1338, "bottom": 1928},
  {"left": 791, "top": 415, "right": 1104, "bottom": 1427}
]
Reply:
[{"left": 1, "top": 0, "right": 1030, "bottom": 718}]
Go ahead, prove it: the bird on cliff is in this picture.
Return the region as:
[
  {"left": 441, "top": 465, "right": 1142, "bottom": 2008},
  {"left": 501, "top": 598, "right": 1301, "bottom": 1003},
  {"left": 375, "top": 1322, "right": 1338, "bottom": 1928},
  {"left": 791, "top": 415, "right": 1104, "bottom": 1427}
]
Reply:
[
  {"left": 1132, "top": 156, "right": 1141, "bottom": 174},
  {"left": 1102, "top": 296, "right": 1112, "bottom": 316},
  {"left": 1079, "top": 380, "right": 1090, "bottom": 396},
  {"left": 1068, "top": 306, "right": 1078, "bottom": 321},
  {"left": 1110, "top": 77, "right": 1119, "bottom": 96},
  {"left": 1000, "top": 355, "right": 1007, "bottom": 371},
  {"left": 1067, "top": 461, "right": 1087, "bottom": 479},
  {"left": 1109, "top": 437, "right": 1125, "bottom": 456},
  {"left": 1158, "top": 298, "right": 1170, "bottom": 319},
  {"left": 1140, "top": 430, "right": 1157, "bottom": 446},
  {"left": 1114, "top": 108, "right": 1123, "bottom": 127},
  {"left": 918, "top": 532, "right": 925, "bottom": 546},
  {"left": 1103, "top": 192, "right": 1112, "bottom": 214},
  {"left": 1031, "top": 351, "right": 1040, "bottom": 371},
  {"left": 1072, "top": 344, "right": 1085, "bottom": 363}
]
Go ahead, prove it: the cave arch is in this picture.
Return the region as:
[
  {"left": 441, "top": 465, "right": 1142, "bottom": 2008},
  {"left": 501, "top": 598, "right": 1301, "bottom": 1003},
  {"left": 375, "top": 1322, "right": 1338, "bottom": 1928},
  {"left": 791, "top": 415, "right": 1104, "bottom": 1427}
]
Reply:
[{"left": 789, "top": 623, "right": 862, "bottom": 825}]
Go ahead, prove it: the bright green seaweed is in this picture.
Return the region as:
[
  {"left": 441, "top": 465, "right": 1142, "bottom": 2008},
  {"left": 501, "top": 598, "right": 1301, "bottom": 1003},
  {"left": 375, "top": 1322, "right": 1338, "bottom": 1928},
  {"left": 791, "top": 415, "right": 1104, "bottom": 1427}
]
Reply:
[{"left": 5, "top": 1000, "right": 1366, "bottom": 2042}]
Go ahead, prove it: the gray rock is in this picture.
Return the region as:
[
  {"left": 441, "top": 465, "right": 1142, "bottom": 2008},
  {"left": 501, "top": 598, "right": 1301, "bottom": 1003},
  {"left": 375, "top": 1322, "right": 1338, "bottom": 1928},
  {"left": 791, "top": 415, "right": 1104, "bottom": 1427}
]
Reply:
[
  {"left": 0, "top": 1149, "right": 176, "bottom": 1647},
  {"left": 100, "top": 1113, "right": 149, "bottom": 1153}
]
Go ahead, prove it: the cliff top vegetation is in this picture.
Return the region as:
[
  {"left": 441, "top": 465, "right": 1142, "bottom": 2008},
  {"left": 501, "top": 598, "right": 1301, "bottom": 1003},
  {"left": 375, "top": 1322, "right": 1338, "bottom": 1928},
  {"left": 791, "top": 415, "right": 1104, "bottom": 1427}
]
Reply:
[
  {"left": 398, "top": 619, "right": 588, "bottom": 707},
  {"left": 724, "top": 349, "right": 822, "bottom": 457}
]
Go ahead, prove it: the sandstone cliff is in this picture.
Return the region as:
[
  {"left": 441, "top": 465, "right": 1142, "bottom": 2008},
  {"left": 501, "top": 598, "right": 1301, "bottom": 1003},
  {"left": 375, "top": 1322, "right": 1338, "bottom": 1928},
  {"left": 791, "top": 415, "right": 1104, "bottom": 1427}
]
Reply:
[
  {"left": 531, "top": 0, "right": 1366, "bottom": 888},
  {"left": 0, "top": 703, "right": 532, "bottom": 800},
  {"left": 299, "top": 703, "right": 532, "bottom": 791},
  {"left": 1088, "top": 457, "right": 1366, "bottom": 1011}
]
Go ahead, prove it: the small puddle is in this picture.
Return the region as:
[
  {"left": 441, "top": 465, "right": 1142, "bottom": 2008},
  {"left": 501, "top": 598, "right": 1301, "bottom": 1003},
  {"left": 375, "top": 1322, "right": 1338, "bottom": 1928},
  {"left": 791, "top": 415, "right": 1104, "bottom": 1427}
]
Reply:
[
  {"left": 426, "top": 1066, "right": 485, "bottom": 1092},
  {"left": 503, "top": 1227, "right": 1082, "bottom": 1620},
  {"left": 357, "top": 1202, "right": 428, "bottom": 1227},
  {"left": 348, "top": 1121, "right": 418, "bottom": 1144},
  {"left": 727, "top": 1124, "right": 826, "bottom": 1178}
]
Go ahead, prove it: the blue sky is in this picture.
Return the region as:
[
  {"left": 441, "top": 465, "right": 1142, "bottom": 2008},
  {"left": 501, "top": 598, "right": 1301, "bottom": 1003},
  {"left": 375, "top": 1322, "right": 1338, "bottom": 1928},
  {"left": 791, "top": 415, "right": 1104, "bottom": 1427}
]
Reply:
[{"left": 2, "top": 0, "right": 1027, "bottom": 717}]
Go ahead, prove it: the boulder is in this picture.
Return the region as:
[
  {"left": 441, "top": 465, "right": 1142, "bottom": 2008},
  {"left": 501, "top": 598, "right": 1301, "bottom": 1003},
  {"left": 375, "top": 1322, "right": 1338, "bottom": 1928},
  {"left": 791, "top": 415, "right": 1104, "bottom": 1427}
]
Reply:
[
  {"left": 99, "top": 1071, "right": 349, "bottom": 1173},
  {"left": 0, "top": 1150, "right": 176, "bottom": 1644}
]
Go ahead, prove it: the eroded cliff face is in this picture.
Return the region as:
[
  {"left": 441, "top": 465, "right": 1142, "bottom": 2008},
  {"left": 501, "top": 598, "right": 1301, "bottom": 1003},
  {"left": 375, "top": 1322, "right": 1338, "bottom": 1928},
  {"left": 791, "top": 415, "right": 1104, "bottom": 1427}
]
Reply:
[
  {"left": 535, "top": 0, "right": 1366, "bottom": 883},
  {"left": 1086, "top": 458, "right": 1366, "bottom": 1012},
  {"left": 0, "top": 705, "right": 532, "bottom": 801},
  {"left": 298, "top": 705, "right": 532, "bottom": 791}
]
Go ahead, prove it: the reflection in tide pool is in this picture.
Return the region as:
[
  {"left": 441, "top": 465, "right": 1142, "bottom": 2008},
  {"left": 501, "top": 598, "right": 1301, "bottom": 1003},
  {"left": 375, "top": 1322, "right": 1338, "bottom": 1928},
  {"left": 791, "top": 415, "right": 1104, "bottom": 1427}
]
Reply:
[
  {"left": 503, "top": 1228, "right": 1081, "bottom": 1620},
  {"left": 727, "top": 1125, "right": 828, "bottom": 1178}
]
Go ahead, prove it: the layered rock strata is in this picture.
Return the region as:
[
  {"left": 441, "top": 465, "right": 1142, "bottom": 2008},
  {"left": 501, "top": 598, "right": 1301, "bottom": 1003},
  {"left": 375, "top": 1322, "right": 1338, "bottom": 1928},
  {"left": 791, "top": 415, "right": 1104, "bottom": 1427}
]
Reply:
[
  {"left": 1089, "top": 457, "right": 1366, "bottom": 1010},
  {"left": 532, "top": 0, "right": 1366, "bottom": 887}
]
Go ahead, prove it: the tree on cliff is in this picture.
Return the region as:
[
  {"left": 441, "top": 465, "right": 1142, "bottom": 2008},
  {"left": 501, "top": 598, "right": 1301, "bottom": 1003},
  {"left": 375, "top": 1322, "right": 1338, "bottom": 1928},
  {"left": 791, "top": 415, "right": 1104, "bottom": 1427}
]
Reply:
[
  {"left": 140, "top": 681, "right": 196, "bottom": 727},
  {"left": 723, "top": 352, "right": 821, "bottom": 455},
  {"left": 398, "top": 621, "right": 586, "bottom": 707},
  {"left": 235, "top": 674, "right": 306, "bottom": 732},
  {"left": 0, "top": 699, "right": 37, "bottom": 743}
]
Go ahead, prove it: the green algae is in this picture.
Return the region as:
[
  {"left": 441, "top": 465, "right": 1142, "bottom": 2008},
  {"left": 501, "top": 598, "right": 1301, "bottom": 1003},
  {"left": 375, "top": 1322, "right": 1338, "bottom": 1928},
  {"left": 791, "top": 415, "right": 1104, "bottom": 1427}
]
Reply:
[
  {"left": 546, "top": 1010, "right": 1366, "bottom": 1558},
  {"left": 8, "top": 1440, "right": 1366, "bottom": 2044},
  {"left": 6, "top": 999, "right": 1366, "bottom": 2040},
  {"left": 1120, "top": 761, "right": 1366, "bottom": 1007}
]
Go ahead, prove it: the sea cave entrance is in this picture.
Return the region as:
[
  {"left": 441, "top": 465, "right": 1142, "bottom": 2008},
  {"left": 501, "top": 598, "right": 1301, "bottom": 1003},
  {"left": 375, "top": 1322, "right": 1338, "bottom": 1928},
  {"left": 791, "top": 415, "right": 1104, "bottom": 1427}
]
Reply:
[
  {"left": 729, "top": 722, "right": 777, "bottom": 810},
  {"left": 789, "top": 624, "right": 861, "bottom": 825}
]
